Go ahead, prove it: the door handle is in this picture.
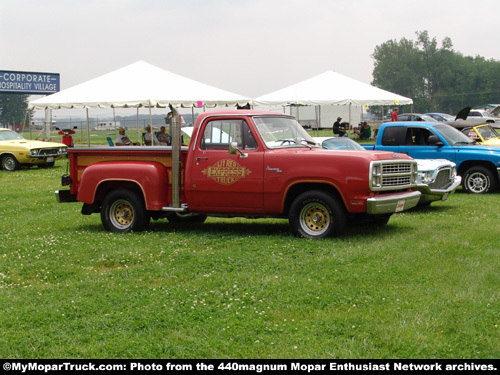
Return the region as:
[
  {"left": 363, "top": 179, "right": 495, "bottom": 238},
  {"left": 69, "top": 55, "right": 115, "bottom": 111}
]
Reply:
[{"left": 196, "top": 157, "right": 208, "bottom": 161}]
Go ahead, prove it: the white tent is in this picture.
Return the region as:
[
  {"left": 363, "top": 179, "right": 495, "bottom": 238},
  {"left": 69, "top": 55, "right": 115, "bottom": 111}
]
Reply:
[
  {"left": 28, "top": 60, "right": 251, "bottom": 110},
  {"left": 253, "top": 71, "right": 412, "bottom": 130},
  {"left": 253, "top": 70, "right": 412, "bottom": 107}
]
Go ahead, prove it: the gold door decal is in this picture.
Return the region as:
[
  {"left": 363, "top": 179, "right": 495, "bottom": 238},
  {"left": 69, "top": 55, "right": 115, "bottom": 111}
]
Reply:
[{"left": 202, "top": 159, "right": 252, "bottom": 185}]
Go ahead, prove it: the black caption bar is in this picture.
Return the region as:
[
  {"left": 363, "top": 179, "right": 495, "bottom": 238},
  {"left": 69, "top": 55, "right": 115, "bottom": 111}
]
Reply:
[{"left": 1, "top": 359, "right": 498, "bottom": 374}]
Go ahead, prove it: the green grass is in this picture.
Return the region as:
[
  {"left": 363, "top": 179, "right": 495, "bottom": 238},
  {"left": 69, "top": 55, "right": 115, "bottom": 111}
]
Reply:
[{"left": 1, "top": 162, "right": 499, "bottom": 358}]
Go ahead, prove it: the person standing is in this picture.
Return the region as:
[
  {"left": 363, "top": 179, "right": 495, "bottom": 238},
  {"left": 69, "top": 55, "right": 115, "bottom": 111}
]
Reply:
[{"left": 391, "top": 107, "right": 399, "bottom": 122}]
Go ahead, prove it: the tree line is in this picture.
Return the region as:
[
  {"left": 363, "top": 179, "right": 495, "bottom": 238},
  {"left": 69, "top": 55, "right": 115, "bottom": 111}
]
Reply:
[
  {"left": 0, "top": 94, "right": 31, "bottom": 127},
  {"left": 371, "top": 30, "right": 500, "bottom": 116}
]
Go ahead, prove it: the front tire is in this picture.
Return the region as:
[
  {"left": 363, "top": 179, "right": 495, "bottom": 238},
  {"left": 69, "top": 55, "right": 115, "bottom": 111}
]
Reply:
[
  {"left": 462, "top": 166, "right": 496, "bottom": 194},
  {"left": 289, "top": 190, "right": 347, "bottom": 238},
  {"left": 101, "top": 189, "right": 149, "bottom": 232},
  {"left": 1, "top": 154, "right": 20, "bottom": 171}
]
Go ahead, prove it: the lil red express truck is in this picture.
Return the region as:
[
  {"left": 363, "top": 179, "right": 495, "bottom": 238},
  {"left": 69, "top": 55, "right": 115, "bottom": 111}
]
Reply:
[{"left": 56, "top": 110, "right": 421, "bottom": 239}]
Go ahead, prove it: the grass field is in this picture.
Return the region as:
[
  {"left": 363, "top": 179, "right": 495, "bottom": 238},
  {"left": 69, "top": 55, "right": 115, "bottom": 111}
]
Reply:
[{"left": 1, "top": 160, "right": 499, "bottom": 359}]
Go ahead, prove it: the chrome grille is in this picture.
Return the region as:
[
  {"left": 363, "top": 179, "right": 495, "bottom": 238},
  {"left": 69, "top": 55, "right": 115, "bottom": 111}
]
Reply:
[
  {"left": 382, "top": 175, "right": 413, "bottom": 186},
  {"left": 429, "top": 167, "right": 452, "bottom": 189},
  {"left": 371, "top": 160, "right": 418, "bottom": 191},
  {"left": 382, "top": 163, "right": 412, "bottom": 174},
  {"left": 39, "top": 148, "right": 60, "bottom": 156}
]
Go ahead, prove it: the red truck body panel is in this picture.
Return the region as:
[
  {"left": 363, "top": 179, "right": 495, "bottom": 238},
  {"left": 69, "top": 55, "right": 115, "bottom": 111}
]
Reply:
[{"left": 58, "top": 110, "right": 421, "bottom": 237}]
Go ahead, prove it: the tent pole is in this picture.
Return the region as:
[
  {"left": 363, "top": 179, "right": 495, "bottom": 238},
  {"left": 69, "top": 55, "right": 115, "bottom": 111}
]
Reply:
[
  {"left": 149, "top": 107, "right": 154, "bottom": 145},
  {"left": 318, "top": 105, "right": 321, "bottom": 135},
  {"left": 136, "top": 108, "right": 139, "bottom": 143},
  {"left": 315, "top": 105, "right": 319, "bottom": 136},
  {"left": 86, "top": 108, "right": 90, "bottom": 147},
  {"left": 44, "top": 109, "right": 51, "bottom": 141},
  {"left": 113, "top": 108, "right": 116, "bottom": 138},
  {"left": 348, "top": 103, "right": 352, "bottom": 138}
]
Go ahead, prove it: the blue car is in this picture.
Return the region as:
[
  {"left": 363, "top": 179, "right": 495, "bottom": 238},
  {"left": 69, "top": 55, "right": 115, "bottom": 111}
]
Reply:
[{"left": 425, "top": 113, "right": 455, "bottom": 122}]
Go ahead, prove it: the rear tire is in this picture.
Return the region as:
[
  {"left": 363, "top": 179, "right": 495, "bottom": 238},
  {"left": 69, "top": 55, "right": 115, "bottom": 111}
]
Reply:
[
  {"left": 289, "top": 190, "right": 347, "bottom": 238},
  {"left": 462, "top": 166, "right": 496, "bottom": 194},
  {"left": 101, "top": 189, "right": 149, "bottom": 232}
]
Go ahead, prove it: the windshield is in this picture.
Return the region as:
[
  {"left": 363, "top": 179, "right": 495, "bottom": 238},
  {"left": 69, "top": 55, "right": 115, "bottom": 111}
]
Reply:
[
  {"left": 253, "top": 116, "right": 317, "bottom": 149},
  {"left": 434, "top": 124, "right": 475, "bottom": 145},
  {"left": 321, "top": 138, "right": 365, "bottom": 150},
  {"left": 0, "top": 130, "right": 25, "bottom": 141},
  {"left": 476, "top": 125, "right": 499, "bottom": 141}
]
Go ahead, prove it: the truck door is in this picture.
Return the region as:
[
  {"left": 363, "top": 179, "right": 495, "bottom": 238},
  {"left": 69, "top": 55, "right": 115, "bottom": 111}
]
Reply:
[
  {"left": 188, "top": 117, "right": 264, "bottom": 211},
  {"left": 398, "top": 127, "right": 455, "bottom": 162}
]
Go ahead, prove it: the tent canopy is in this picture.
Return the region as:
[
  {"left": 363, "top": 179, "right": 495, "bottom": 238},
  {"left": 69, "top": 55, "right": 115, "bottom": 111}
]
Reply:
[
  {"left": 253, "top": 70, "right": 413, "bottom": 107},
  {"left": 29, "top": 61, "right": 251, "bottom": 110}
]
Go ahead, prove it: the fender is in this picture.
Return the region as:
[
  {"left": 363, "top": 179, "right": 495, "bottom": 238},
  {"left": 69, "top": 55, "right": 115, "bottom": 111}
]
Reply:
[{"left": 77, "top": 161, "right": 170, "bottom": 210}]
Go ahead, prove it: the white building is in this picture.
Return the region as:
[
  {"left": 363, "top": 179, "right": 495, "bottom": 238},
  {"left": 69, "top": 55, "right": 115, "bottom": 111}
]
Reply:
[{"left": 95, "top": 121, "right": 120, "bottom": 131}]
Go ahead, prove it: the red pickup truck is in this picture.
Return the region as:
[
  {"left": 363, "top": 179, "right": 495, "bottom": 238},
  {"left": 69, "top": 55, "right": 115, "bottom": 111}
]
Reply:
[{"left": 56, "top": 110, "right": 421, "bottom": 238}]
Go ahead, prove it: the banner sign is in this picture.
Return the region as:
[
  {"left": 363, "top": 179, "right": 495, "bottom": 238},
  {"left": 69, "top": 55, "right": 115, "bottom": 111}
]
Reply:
[{"left": 0, "top": 70, "right": 60, "bottom": 94}]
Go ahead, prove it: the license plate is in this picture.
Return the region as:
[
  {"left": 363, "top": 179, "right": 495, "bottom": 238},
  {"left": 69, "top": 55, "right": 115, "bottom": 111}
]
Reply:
[
  {"left": 47, "top": 157, "right": 54, "bottom": 163},
  {"left": 396, "top": 200, "right": 405, "bottom": 212}
]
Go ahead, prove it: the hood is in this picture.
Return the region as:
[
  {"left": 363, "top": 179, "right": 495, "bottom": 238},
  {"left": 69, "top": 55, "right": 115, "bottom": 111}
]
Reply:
[
  {"left": 416, "top": 158, "right": 455, "bottom": 172},
  {"left": 318, "top": 148, "right": 413, "bottom": 161},
  {"left": 453, "top": 143, "right": 500, "bottom": 154},
  {"left": 481, "top": 138, "right": 500, "bottom": 146},
  {"left": 455, "top": 106, "right": 471, "bottom": 121},
  {"left": 0, "top": 139, "right": 67, "bottom": 148}
]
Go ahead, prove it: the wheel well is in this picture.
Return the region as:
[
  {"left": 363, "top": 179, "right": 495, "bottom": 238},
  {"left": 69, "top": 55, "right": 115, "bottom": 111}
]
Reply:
[
  {"left": 283, "top": 183, "right": 343, "bottom": 215},
  {"left": 1, "top": 153, "right": 17, "bottom": 160},
  {"left": 94, "top": 181, "right": 145, "bottom": 205},
  {"left": 458, "top": 161, "right": 499, "bottom": 182},
  {"left": 1, "top": 153, "right": 20, "bottom": 170}
]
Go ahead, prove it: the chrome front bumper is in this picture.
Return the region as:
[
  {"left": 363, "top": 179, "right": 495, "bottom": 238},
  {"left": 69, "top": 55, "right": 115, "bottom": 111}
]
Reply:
[
  {"left": 366, "top": 191, "right": 421, "bottom": 215},
  {"left": 415, "top": 176, "right": 462, "bottom": 204}
]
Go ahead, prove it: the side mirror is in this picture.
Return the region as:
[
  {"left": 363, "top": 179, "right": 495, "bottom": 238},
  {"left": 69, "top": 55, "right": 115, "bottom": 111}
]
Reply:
[
  {"left": 428, "top": 135, "right": 444, "bottom": 146},
  {"left": 229, "top": 141, "right": 248, "bottom": 158}
]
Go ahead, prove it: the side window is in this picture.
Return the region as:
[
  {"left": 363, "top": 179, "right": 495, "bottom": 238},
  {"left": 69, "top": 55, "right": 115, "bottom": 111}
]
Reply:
[
  {"left": 381, "top": 126, "right": 406, "bottom": 146},
  {"left": 201, "top": 120, "right": 257, "bottom": 150},
  {"left": 404, "top": 128, "right": 433, "bottom": 145}
]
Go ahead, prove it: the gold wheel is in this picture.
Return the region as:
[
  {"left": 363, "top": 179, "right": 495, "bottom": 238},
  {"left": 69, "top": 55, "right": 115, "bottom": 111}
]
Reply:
[
  {"left": 302, "top": 204, "right": 329, "bottom": 234},
  {"left": 101, "top": 189, "right": 149, "bottom": 232},
  {"left": 110, "top": 200, "right": 135, "bottom": 228}
]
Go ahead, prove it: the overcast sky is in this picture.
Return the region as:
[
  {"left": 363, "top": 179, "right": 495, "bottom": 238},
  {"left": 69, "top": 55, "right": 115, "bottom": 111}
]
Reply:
[{"left": 1, "top": 0, "right": 499, "bottom": 117}]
